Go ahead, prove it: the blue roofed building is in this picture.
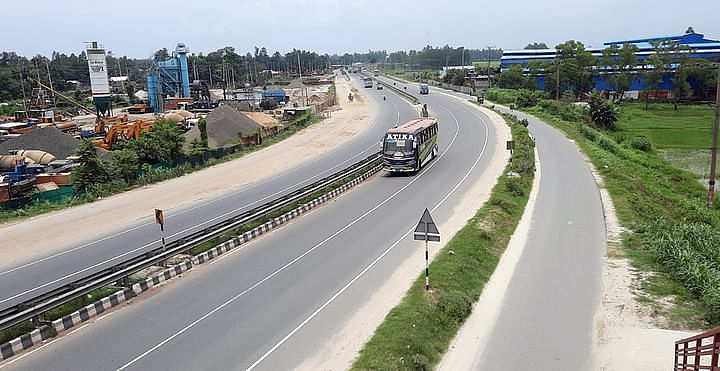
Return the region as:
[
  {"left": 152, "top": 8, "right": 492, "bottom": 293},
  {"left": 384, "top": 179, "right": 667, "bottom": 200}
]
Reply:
[{"left": 500, "top": 30, "right": 720, "bottom": 99}]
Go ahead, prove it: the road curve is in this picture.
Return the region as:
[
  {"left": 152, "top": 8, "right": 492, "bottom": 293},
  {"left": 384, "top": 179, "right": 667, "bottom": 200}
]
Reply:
[
  {"left": 427, "top": 84, "right": 606, "bottom": 369},
  {"left": 2, "top": 76, "right": 503, "bottom": 370}
]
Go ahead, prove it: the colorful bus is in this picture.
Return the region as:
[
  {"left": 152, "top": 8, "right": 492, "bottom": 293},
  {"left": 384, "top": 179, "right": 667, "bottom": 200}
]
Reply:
[{"left": 382, "top": 118, "right": 439, "bottom": 173}]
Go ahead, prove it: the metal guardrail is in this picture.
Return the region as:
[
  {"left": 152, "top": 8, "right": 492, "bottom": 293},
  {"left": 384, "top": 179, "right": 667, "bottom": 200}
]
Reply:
[
  {"left": 675, "top": 327, "right": 720, "bottom": 370},
  {"left": 0, "top": 151, "right": 383, "bottom": 331},
  {"left": 364, "top": 72, "right": 420, "bottom": 104}
]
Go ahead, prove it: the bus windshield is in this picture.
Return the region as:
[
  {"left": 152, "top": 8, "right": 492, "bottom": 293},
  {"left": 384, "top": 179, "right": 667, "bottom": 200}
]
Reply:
[{"left": 384, "top": 136, "right": 414, "bottom": 155}]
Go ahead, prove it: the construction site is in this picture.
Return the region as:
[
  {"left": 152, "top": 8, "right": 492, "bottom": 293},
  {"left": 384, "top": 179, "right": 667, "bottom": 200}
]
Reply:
[{"left": 0, "top": 41, "right": 337, "bottom": 208}]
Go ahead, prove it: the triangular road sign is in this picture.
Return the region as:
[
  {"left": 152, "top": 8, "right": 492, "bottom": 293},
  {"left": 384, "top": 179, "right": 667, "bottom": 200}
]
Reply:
[{"left": 414, "top": 208, "right": 440, "bottom": 242}]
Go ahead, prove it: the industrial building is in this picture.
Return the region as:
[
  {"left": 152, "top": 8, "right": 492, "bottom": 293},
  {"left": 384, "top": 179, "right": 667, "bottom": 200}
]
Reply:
[
  {"left": 500, "top": 31, "right": 720, "bottom": 97},
  {"left": 147, "top": 43, "right": 191, "bottom": 112}
]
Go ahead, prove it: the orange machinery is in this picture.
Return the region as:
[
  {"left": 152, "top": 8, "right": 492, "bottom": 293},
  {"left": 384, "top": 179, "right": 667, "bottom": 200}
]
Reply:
[{"left": 92, "top": 120, "right": 155, "bottom": 149}]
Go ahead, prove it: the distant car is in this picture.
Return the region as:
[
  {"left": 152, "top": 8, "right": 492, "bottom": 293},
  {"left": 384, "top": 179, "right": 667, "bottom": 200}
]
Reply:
[
  {"left": 374, "top": 73, "right": 379, "bottom": 77},
  {"left": 376, "top": 84, "right": 383, "bottom": 90}
]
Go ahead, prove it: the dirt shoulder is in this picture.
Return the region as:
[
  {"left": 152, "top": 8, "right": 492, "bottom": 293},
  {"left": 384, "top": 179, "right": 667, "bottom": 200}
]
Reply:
[
  {"left": 0, "top": 75, "right": 375, "bottom": 269},
  {"left": 590, "top": 172, "right": 694, "bottom": 370},
  {"left": 298, "top": 103, "right": 512, "bottom": 370}
]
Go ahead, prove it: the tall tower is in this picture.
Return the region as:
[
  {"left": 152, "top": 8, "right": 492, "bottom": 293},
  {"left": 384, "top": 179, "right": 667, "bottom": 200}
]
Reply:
[
  {"left": 176, "top": 43, "right": 191, "bottom": 98},
  {"left": 85, "top": 42, "right": 112, "bottom": 119}
]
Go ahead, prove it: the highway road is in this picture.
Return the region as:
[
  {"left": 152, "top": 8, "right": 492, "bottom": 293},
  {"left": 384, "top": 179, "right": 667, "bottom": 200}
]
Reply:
[
  {"left": 0, "top": 74, "right": 411, "bottom": 314},
  {"left": 3, "top": 75, "right": 503, "bottom": 370},
  {"left": 422, "top": 84, "right": 606, "bottom": 369}
]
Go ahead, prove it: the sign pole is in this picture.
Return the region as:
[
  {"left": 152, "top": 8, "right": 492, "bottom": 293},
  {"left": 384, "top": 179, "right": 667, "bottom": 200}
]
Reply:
[
  {"left": 155, "top": 209, "right": 166, "bottom": 252},
  {"left": 414, "top": 208, "right": 440, "bottom": 292},
  {"left": 424, "top": 234, "right": 429, "bottom": 291},
  {"left": 160, "top": 223, "right": 166, "bottom": 252}
]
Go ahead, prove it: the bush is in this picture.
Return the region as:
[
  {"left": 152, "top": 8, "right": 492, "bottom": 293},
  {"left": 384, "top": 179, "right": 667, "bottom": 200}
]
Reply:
[
  {"left": 505, "top": 177, "right": 525, "bottom": 197},
  {"left": 437, "top": 290, "right": 473, "bottom": 324},
  {"left": 588, "top": 92, "right": 620, "bottom": 131},
  {"left": 514, "top": 89, "right": 546, "bottom": 108},
  {"left": 537, "top": 99, "right": 584, "bottom": 122},
  {"left": 631, "top": 136, "right": 652, "bottom": 152},
  {"left": 484, "top": 88, "right": 518, "bottom": 105}
]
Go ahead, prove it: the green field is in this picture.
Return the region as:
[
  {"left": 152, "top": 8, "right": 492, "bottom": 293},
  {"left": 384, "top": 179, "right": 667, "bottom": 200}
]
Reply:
[{"left": 616, "top": 103, "right": 714, "bottom": 150}]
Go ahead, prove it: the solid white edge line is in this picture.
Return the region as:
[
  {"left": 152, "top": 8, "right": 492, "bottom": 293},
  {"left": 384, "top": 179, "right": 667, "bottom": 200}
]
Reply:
[
  {"left": 115, "top": 102, "right": 462, "bottom": 371},
  {"left": 245, "top": 103, "right": 490, "bottom": 370},
  {"left": 0, "top": 81, "right": 402, "bottom": 306},
  {"left": 0, "top": 76, "right": 388, "bottom": 278}
]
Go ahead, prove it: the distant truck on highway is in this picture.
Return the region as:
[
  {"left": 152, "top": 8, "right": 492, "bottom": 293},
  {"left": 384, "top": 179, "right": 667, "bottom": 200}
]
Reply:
[
  {"left": 420, "top": 83, "right": 429, "bottom": 95},
  {"left": 363, "top": 77, "right": 373, "bottom": 88}
]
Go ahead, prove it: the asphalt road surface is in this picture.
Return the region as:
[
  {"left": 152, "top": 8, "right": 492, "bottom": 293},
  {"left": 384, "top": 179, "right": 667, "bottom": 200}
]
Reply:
[
  {"left": 0, "top": 75, "right": 411, "bottom": 314},
  {"left": 4, "top": 76, "right": 502, "bottom": 370},
  {"left": 422, "top": 84, "right": 606, "bottom": 369}
]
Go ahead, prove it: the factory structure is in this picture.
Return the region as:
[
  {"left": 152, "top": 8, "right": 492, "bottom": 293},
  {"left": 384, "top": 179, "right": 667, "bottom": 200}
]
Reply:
[
  {"left": 85, "top": 42, "right": 113, "bottom": 118},
  {"left": 500, "top": 30, "right": 720, "bottom": 98},
  {"left": 147, "top": 43, "right": 192, "bottom": 112}
]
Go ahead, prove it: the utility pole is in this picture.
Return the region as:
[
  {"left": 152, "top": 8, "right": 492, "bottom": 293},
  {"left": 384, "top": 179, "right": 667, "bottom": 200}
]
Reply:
[
  {"left": 117, "top": 59, "right": 125, "bottom": 93},
  {"left": 45, "top": 59, "right": 56, "bottom": 107},
  {"left": 18, "top": 69, "right": 28, "bottom": 112},
  {"left": 556, "top": 59, "right": 561, "bottom": 100},
  {"left": 208, "top": 66, "right": 213, "bottom": 86},
  {"left": 297, "top": 52, "right": 302, "bottom": 79},
  {"left": 708, "top": 69, "right": 720, "bottom": 207}
]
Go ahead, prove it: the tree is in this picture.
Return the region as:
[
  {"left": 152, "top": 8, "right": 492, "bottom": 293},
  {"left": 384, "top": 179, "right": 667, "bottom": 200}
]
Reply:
[
  {"left": 73, "top": 140, "right": 110, "bottom": 192},
  {"left": 685, "top": 58, "right": 716, "bottom": 99},
  {"left": 497, "top": 65, "right": 535, "bottom": 89},
  {"left": 601, "top": 43, "right": 638, "bottom": 101},
  {"left": 588, "top": 92, "right": 620, "bottom": 131},
  {"left": 198, "top": 117, "right": 208, "bottom": 148},
  {"left": 154, "top": 48, "right": 169, "bottom": 60},
  {"left": 108, "top": 148, "right": 139, "bottom": 183},
  {"left": 524, "top": 42, "right": 549, "bottom": 50},
  {"left": 547, "top": 40, "right": 596, "bottom": 99},
  {"left": 642, "top": 53, "right": 664, "bottom": 109},
  {"left": 120, "top": 120, "right": 185, "bottom": 164}
]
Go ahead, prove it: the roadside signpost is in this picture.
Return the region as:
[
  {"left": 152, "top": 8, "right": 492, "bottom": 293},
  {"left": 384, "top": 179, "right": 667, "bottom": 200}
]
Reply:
[
  {"left": 414, "top": 208, "right": 440, "bottom": 291},
  {"left": 155, "top": 209, "right": 166, "bottom": 252}
]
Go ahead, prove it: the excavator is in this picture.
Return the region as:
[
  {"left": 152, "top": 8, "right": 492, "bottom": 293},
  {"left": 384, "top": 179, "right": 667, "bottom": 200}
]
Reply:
[
  {"left": 92, "top": 120, "right": 155, "bottom": 149},
  {"left": 94, "top": 115, "right": 129, "bottom": 136}
]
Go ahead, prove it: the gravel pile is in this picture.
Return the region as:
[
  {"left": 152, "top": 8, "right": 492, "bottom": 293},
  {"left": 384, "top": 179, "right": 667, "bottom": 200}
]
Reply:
[
  {"left": 185, "top": 105, "right": 263, "bottom": 149},
  {"left": 0, "top": 127, "right": 82, "bottom": 159}
]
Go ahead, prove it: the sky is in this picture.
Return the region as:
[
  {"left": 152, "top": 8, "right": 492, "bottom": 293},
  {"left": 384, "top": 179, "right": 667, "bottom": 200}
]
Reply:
[{"left": 3, "top": 0, "right": 719, "bottom": 59}]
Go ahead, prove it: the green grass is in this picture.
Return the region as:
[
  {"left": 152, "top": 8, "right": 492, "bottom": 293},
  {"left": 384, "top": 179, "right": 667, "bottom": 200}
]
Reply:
[
  {"left": 524, "top": 103, "right": 720, "bottom": 327},
  {"left": 352, "top": 113, "right": 534, "bottom": 370},
  {"left": 615, "top": 103, "right": 714, "bottom": 150},
  {"left": 0, "top": 286, "right": 118, "bottom": 344}
]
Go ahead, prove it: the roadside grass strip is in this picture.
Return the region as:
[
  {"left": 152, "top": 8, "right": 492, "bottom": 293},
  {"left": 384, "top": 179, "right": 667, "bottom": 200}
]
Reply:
[
  {"left": 525, "top": 106, "right": 720, "bottom": 327},
  {"left": 0, "top": 159, "right": 382, "bottom": 362},
  {"left": 352, "top": 114, "right": 534, "bottom": 370}
]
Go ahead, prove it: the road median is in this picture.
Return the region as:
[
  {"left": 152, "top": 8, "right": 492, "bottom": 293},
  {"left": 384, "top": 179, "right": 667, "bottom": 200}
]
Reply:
[{"left": 351, "top": 112, "right": 536, "bottom": 370}]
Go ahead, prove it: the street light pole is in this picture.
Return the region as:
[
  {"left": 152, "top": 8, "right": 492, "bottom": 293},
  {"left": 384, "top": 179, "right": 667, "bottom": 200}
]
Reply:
[{"left": 707, "top": 69, "right": 720, "bottom": 208}]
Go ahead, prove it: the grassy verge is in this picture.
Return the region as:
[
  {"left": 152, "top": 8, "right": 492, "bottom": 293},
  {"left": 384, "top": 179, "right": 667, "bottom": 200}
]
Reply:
[
  {"left": 352, "top": 114, "right": 534, "bottom": 370},
  {"left": 523, "top": 104, "right": 720, "bottom": 328},
  {"left": 0, "top": 114, "right": 325, "bottom": 224},
  {"left": 0, "top": 286, "right": 118, "bottom": 344}
]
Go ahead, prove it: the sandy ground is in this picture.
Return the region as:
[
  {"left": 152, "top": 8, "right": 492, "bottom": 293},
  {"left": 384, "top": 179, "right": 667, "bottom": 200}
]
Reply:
[
  {"left": 588, "top": 164, "right": 695, "bottom": 371},
  {"left": 298, "top": 104, "right": 512, "bottom": 370},
  {"left": 0, "top": 75, "right": 375, "bottom": 269}
]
